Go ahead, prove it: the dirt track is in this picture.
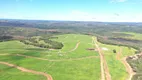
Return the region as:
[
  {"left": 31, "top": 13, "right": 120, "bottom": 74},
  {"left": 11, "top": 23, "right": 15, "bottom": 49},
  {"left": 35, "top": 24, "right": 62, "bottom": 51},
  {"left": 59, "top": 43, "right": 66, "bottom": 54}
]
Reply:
[
  {"left": 92, "top": 37, "right": 111, "bottom": 80},
  {"left": 0, "top": 61, "right": 53, "bottom": 80},
  {"left": 68, "top": 42, "right": 80, "bottom": 52},
  {"left": 122, "top": 57, "right": 136, "bottom": 80},
  {"left": 116, "top": 48, "right": 137, "bottom": 80}
]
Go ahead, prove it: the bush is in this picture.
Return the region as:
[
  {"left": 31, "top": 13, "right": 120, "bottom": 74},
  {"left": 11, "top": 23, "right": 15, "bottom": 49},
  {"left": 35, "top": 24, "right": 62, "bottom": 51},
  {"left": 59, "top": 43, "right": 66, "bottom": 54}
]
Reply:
[{"left": 20, "top": 37, "right": 63, "bottom": 49}]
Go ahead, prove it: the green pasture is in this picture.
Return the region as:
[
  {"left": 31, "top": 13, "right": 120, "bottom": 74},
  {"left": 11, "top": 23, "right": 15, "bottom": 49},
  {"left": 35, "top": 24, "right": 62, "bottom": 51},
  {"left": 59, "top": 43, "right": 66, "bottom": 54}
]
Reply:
[
  {"left": 0, "top": 34, "right": 100, "bottom": 80},
  {"left": 95, "top": 37, "right": 136, "bottom": 80},
  {"left": 114, "top": 32, "right": 142, "bottom": 40},
  {"left": 0, "top": 64, "right": 46, "bottom": 80},
  {"left": 0, "top": 34, "right": 137, "bottom": 80}
]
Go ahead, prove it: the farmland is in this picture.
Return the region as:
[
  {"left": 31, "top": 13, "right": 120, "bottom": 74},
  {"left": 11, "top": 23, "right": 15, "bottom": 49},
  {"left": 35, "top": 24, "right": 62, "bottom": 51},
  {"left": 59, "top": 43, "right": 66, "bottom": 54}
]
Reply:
[
  {"left": 112, "top": 32, "right": 142, "bottom": 40},
  {"left": 0, "top": 34, "right": 137, "bottom": 80}
]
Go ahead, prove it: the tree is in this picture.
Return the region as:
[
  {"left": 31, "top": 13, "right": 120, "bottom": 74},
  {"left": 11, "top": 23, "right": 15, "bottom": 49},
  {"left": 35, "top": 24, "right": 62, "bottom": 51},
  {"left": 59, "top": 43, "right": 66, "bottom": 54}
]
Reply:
[{"left": 113, "top": 49, "right": 116, "bottom": 53}]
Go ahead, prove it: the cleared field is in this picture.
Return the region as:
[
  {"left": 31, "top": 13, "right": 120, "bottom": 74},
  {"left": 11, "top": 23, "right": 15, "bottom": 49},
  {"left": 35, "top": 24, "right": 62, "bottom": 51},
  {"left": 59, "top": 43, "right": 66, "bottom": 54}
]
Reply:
[
  {"left": 123, "top": 32, "right": 142, "bottom": 40},
  {"left": 114, "top": 32, "right": 142, "bottom": 40},
  {"left": 0, "top": 34, "right": 100, "bottom": 80},
  {"left": 0, "top": 34, "right": 137, "bottom": 80},
  {"left": 95, "top": 37, "right": 136, "bottom": 80},
  {"left": 0, "top": 64, "right": 46, "bottom": 80}
]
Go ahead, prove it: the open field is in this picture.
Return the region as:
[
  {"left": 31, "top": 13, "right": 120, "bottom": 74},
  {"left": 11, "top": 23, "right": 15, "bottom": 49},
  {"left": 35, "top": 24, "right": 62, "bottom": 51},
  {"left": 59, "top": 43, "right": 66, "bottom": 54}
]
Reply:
[
  {"left": 93, "top": 36, "right": 136, "bottom": 80},
  {"left": 0, "top": 64, "right": 46, "bottom": 80},
  {"left": 122, "top": 32, "right": 142, "bottom": 40},
  {"left": 0, "top": 34, "right": 137, "bottom": 80},
  {"left": 0, "top": 34, "right": 100, "bottom": 80},
  {"left": 113, "top": 32, "right": 142, "bottom": 40}
]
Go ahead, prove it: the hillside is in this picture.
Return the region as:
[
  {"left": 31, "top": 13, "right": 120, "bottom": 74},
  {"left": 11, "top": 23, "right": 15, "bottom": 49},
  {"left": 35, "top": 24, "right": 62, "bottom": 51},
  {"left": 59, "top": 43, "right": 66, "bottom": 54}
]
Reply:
[{"left": 0, "top": 20, "right": 142, "bottom": 80}]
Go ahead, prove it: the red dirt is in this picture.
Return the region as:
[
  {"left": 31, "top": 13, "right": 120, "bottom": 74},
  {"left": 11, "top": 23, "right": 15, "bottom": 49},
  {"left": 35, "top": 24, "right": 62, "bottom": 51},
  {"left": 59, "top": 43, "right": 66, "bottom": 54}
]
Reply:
[
  {"left": 0, "top": 61, "right": 53, "bottom": 80},
  {"left": 121, "top": 57, "right": 136, "bottom": 80},
  {"left": 92, "top": 37, "right": 111, "bottom": 80},
  {"left": 116, "top": 48, "right": 122, "bottom": 60},
  {"left": 116, "top": 48, "right": 136, "bottom": 80}
]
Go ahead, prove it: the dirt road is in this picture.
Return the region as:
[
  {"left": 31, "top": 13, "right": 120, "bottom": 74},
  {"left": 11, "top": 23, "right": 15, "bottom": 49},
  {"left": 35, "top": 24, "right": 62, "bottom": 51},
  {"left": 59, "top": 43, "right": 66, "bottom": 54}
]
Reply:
[
  {"left": 122, "top": 57, "right": 136, "bottom": 80},
  {"left": 0, "top": 61, "right": 53, "bottom": 80},
  {"left": 68, "top": 42, "right": 80, "bottom": 52},
  {"left": 93, "top": 38, "right": 105, "bottom": 80},
  {"left": 116, "top": 48, "right": 136, "bottom": 80},
  {"left": 92, "top": 37, "right": 111, "bottom": 80}
]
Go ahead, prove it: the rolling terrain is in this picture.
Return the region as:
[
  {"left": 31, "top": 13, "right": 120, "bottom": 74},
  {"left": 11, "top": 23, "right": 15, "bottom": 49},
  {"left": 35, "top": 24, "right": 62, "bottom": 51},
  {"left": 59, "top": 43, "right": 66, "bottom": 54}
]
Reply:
[{"left": 0, "top": 34, "right": 137, "bottom": 80}]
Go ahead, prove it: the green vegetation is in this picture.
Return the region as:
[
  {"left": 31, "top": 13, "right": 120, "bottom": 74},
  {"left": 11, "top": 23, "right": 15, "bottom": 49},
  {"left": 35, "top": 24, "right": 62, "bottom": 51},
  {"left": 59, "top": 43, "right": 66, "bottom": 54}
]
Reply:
[
  {"left": 118, "top": 32, "right": 142, "bottom": 40},
  {"left": 0, "top": 34, "right": 101, "bottom": 80},
  {"left": 90, "top": 36, "right": 136, "bottom": 80},
  {"left": 0, "top": 34, "right": 137, "bottom": 80},
  {"left": 0, "top": 64, "right": 46, "bottom": 80},
  {"left": 0, "top": 36, "right": 13, "bottom": 42},
  {"left": 0, "top": 20, "right": 142, "bottom": 80},
  {"left": 127, "top": 54, "right": 142, "bottom": 80},
  {"left": 20, "top": 36, "right": 63, "bottom": 49}
]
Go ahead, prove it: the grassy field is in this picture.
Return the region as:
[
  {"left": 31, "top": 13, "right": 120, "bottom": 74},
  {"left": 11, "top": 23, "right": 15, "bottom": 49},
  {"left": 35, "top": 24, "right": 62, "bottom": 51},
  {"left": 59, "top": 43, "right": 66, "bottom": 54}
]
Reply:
[
  {"left": 123, "top": 32, "right": 142, "bottom": 40},
  {"left": 96, "top": 38, "right": 136, "bottom": 80},
  {"left": 0, "top": 34, "right": 137, "bottom": 80},
  {"left": 0, "top": 64, "right": 46, "bottom": 80},
  {"left": 113, "top": 32, "right": 142, "bottom": 40},
  {"left": 0, "top": 34, "right": 100, "bottom": 80}
]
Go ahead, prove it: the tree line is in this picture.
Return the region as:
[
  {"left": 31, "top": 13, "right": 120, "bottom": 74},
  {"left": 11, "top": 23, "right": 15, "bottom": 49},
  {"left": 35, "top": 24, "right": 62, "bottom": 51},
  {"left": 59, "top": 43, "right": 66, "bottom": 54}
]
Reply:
[{"left": 20, "top": 37, "right": 63, "bottom": 49}]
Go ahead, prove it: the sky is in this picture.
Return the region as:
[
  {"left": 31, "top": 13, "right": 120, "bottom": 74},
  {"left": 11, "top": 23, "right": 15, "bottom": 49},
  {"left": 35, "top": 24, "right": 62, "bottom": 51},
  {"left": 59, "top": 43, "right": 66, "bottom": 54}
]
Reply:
[{"left": 0, "top": 0, "right": 142, "bottom": 22}]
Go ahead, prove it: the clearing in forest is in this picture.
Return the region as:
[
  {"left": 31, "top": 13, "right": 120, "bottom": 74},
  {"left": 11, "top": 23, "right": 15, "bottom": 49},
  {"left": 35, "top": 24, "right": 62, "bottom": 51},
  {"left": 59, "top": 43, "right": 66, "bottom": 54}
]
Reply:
[{"left": 0, "top": 34, "right": 137, "bottom": 80}]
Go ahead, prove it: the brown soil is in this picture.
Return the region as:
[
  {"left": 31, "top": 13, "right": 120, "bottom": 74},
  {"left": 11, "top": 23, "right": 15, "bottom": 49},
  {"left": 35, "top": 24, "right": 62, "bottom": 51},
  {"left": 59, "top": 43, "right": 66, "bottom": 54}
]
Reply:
[
  {"left": 121, "top": 57, "right": 136, "bottom": 80},
  {"left": 116, "top": 48, "right": 136, "bottom": 80},
  {"left": 92, "top": 37, "right": 111, "bottom": 80}
]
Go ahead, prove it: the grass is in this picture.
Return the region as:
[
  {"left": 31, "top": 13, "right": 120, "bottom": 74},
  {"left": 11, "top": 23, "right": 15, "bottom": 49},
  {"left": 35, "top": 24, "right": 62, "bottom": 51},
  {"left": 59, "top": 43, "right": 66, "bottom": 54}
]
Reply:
[
  {"left": 123, "top": 32, "right": 142, "bottom": 40},
  {"left": 96, "top": 37, "right": 136, "bottom": 80},
  {"left": 114, "top": 32, "right": 142, "bottom": 40},
  {"left": 0, "top": 55, "right": 100, "bottom": 80},
  {"left": 0, "top": 34, "right": 100, "bottom": 80},
  {"left": 0, "top": 64, "right": 46, "bottom": 80},
  {"left": 0, "top": 34, "right": 137, "bottom": 80}
]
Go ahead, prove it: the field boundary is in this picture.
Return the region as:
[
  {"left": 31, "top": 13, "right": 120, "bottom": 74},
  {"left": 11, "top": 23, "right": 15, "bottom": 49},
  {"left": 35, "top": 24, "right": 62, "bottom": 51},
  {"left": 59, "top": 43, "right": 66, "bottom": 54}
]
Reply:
[
  {"left": 68, "top": 41, "right": 80, "bottom": 52},
  {"left": 0, "top": 54, "right": 99, "bottom": 62}
]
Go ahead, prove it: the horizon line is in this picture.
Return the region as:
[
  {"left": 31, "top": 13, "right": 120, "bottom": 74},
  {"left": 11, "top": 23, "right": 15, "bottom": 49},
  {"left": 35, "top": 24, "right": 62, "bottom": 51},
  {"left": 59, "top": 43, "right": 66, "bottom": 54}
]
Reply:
[{"left": 0, "top": 18, "right": 142, "bottom": 23}]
